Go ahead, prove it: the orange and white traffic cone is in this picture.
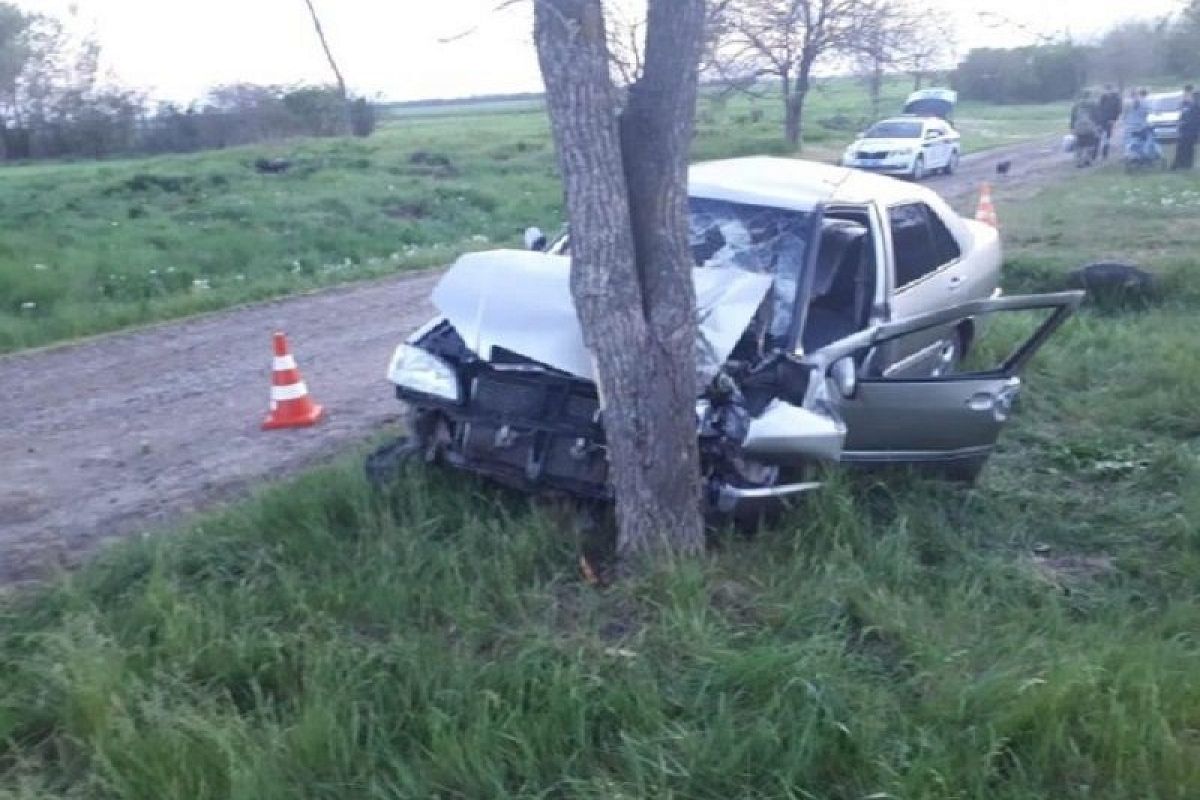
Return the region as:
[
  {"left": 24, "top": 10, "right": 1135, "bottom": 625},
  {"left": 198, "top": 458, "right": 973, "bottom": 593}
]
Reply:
[
  {"left": 975, "top": 182, "right": 999, "bottom": 228},
  {"left": 262, "top": 332, "right": 324, "bottom": 430}
]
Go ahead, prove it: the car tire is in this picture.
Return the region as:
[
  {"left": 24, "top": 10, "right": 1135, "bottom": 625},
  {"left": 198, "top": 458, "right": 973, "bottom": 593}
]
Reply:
[
  {"left": 910, "top": 155, "right": 925, "bottom": 181},
  {"left": 945, "top": 149, "right": 960, "bottom": 175}
]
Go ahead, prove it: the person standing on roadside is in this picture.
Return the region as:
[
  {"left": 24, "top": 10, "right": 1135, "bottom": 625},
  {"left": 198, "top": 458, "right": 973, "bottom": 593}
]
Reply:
[
  {"left": 1069, "top": 90, "right": 1102, "bottom": 166},
  {"left": 1123, "top": 87, "right": 1159, "bottom": 164},
  {"left": 1171, "top": 85, "right": 1198, "bottom": 171},
  {"left": 1098, "top": 84, "right": 1122, "bottom": 159}
]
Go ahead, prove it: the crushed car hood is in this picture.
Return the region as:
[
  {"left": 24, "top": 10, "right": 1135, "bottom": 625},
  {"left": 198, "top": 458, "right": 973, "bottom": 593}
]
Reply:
[{"left": 432, "top": 249, "right": 773, "bottom": 382}]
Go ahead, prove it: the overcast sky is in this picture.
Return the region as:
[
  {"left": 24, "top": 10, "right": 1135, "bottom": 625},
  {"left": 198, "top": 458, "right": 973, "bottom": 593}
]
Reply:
[{"left": 14, "top": 0, "right": 1186, "bottom": 103}]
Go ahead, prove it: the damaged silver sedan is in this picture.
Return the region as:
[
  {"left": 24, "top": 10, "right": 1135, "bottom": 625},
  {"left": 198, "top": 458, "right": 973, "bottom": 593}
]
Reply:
[{"left": 372, "top": 157, "right": 1082, "bottom": 514}]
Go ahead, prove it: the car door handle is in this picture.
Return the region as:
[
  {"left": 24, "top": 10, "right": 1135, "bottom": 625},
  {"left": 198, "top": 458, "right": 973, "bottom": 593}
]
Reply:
[
  {"left": 967, "top": 384, "right": 1020, "bottom": 420},
  {"left": 949, "top": 275, "right": 964, "bottom": 290}
]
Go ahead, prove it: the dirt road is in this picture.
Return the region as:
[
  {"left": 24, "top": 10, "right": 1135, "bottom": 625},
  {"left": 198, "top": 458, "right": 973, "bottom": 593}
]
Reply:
[{"left": 0, "top": 136, "right": 1071, "bottom": 584}]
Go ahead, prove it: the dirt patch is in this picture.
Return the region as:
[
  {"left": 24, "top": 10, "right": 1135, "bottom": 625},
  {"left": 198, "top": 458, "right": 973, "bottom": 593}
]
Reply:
[
  {"left": 928, "top": 135, "right": 1073, "bottom": 213},
  {"left": 0, "top": 271, "right": 439, "bottom": 585}
]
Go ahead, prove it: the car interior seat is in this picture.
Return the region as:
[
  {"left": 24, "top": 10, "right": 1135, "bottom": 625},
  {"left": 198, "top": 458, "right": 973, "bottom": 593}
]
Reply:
[{"left": 801, "top": 219, "right": 872, "bottom": 353}]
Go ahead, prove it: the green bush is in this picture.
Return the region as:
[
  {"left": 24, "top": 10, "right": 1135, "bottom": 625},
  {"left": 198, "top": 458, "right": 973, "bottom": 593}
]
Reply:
[{"left": 954, "top": 44, "right": 1091, "bottom": 103}]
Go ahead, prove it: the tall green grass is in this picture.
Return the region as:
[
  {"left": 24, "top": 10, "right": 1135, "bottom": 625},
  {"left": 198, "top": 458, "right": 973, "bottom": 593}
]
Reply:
[
  {"left": 0, "top": 79, "right": 1067, "bottom": 354},
  {"left": 2, "top": 166, "right": 1199, "bottom": 797}
]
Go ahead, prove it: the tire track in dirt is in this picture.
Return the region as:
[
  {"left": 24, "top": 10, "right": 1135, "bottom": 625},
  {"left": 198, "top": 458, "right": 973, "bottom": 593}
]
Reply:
[{"left": 0, "top": 136, "right": 1071, "bottom": 585}]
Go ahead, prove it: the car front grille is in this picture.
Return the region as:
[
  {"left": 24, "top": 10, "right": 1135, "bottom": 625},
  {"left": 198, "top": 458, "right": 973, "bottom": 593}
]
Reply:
[
  {"left": 470, "top": 372, "right": 546, "bottom": 419},
  {"left": 857, "top": 150, "right": 888, "bottom": 159},
  {"left": 433, "top": 366, "right": 610, "bottom": 497},
  {"left": 469, "top": 369, "right": 601, "bottom": 433}
]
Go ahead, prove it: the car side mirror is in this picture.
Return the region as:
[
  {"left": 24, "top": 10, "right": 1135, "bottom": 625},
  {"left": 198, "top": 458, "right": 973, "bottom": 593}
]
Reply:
[
  {"left": 524, "top": 226, "right": 548, "bottom": 252},
  {"left": 925, "top": 131, "right": 940, "bottom": 140}
]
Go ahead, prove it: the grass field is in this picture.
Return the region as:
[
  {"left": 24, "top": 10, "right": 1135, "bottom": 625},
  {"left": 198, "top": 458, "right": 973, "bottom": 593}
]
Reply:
[
  {"left": 1, "top": 164, "right": 1198, "bottom": 797},
  {"left": 0, "top": 79, "right": 1066, "bottom": 353}
]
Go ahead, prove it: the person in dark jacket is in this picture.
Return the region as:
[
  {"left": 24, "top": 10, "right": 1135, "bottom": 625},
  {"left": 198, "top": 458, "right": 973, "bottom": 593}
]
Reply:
[
  {"left": 1098, "top": 84, "right": 1122, "bottom": 158},
  {"left": 1172, "top": 86, "right": 1199, "bottom": 170},
  {"left": 1069, "top": 90, "right": 1102, "bottom": 166}
]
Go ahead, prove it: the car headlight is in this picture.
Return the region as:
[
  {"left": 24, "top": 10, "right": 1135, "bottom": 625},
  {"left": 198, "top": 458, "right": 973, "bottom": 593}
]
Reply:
[{"left": 387, "top": 343, "right": 460, "bottom": 401}]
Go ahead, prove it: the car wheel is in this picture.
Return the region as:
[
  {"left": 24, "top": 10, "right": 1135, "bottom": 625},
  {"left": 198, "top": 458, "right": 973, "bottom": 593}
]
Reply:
[
  {"left": 945, "top": 149, "right": 959, "bottom": 175},
  {"left": 910, "top": 155, "right": 925, "bottom": 181}
]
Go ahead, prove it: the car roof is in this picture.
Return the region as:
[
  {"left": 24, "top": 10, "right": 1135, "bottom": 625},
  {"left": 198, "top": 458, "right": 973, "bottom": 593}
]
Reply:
[
  {"left": 873, "top": 116, "right": 934, "bottom": 125},
  {"left": 907, "top": 88, "right": 957, "bottom": 99},
  {"left": 688, "top": 156, "right": 943, "bottom": 212}
]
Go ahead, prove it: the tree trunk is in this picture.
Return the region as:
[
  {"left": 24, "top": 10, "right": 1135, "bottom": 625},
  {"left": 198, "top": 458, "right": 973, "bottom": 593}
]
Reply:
[
  {"left": 869, "top": 64, "right": 883, "bottom": 120},
  {"left": 534, "top": 0, "right": 706, "bottom": 568},
  {"left": 784, "top": 89, "right": 806, "bottom": 149},
  {"left": 784, "top": 58, "right": 815, "bottom": 150}
]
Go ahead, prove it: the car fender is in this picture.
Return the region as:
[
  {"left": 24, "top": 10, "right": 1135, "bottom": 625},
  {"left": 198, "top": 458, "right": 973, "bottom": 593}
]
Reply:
[{"left": 959, "top": 218, "right": 1002, "bottom": 300}]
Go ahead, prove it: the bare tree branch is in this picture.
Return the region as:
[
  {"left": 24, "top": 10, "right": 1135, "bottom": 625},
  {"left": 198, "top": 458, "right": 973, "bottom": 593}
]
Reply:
[
  {"left": 301, "top": 0, "right": 347, "bottom": 100},
  {"left": 710, "top": 0, "right": 867, "bottom": 147}
]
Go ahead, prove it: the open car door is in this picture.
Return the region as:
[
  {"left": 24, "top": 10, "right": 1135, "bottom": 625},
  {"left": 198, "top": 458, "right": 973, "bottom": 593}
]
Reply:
[
  {"left": 903, "top": 88, "right": 957, "bottom": 120},
  {"left": 803, "top": 292, "right": 1084, "bottom": 477}
]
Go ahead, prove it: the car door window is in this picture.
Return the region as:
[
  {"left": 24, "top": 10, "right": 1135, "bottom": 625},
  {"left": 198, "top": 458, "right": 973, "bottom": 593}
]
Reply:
[
  {"left": 889, "top": 203, "right": 945, "bottom": 289},
  {"left": 926, "top": 207, "right": 961, "bottom": 265},
  {"left": 876, "top": 305, "right": 1057, "bottom": 380}
]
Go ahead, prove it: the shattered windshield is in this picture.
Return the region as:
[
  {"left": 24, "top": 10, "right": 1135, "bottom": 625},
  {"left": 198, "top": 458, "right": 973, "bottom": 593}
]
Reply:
[{"left": 688, "top": 196, "right": 814, "bottom": 343}]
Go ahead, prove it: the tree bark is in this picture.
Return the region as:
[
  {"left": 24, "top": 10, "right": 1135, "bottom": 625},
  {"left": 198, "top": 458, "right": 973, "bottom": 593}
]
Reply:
[
  {"left": 534, "top": 0, "right": 706, "bottom": 567},
  {"left": 869, "top": 64, "right": 883, "bottom": 119},
  {"left": 785, "top": 58, "right": 815, "bottom": 150},
  {"left": 784, "top": 89, "right": 806, "bottom": 149}
]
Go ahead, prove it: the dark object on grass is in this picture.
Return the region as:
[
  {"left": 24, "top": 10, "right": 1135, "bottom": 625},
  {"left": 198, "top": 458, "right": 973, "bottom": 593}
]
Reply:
[
  {"left": 364, "top": 436, "right": 421, "bottom": 487},
  {"left": 996, "top": 160, "right": 1012, "bottom": 175},
  {"left": 407, "top": 150, "right": 459, "bottom": 177},
  {"left": 254, "top": 158, "right": 292, "bottom": 174},
  {"left": 1065, "top": 262, "right": 1157, "bottom": 309}
]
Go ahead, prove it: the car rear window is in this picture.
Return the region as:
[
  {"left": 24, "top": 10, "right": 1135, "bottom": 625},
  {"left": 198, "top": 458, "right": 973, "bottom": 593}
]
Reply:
[
  {"left": 865, "top": 121, "right": 922, "bottom": 139},
  {"left": 889, "top": 203, "right": 961, "bottom": 288}
]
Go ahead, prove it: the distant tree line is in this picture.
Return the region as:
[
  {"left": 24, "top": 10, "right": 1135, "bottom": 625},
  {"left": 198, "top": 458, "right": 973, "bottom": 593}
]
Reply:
[
  {"left": 952, "top": 44, "right": 1090, "bottom": 104},
  {"left": 0, "top": 3, "right": 375, "bottom": 162},
  {"left": 1090, "top": 0, "right": 1200, "bottom": 91},
  {"left": 953, "top": 0, "right": 1200, "bottom": 103},
  {"left": 138, "top": 86, "right": 376, "bottom": 157}
]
